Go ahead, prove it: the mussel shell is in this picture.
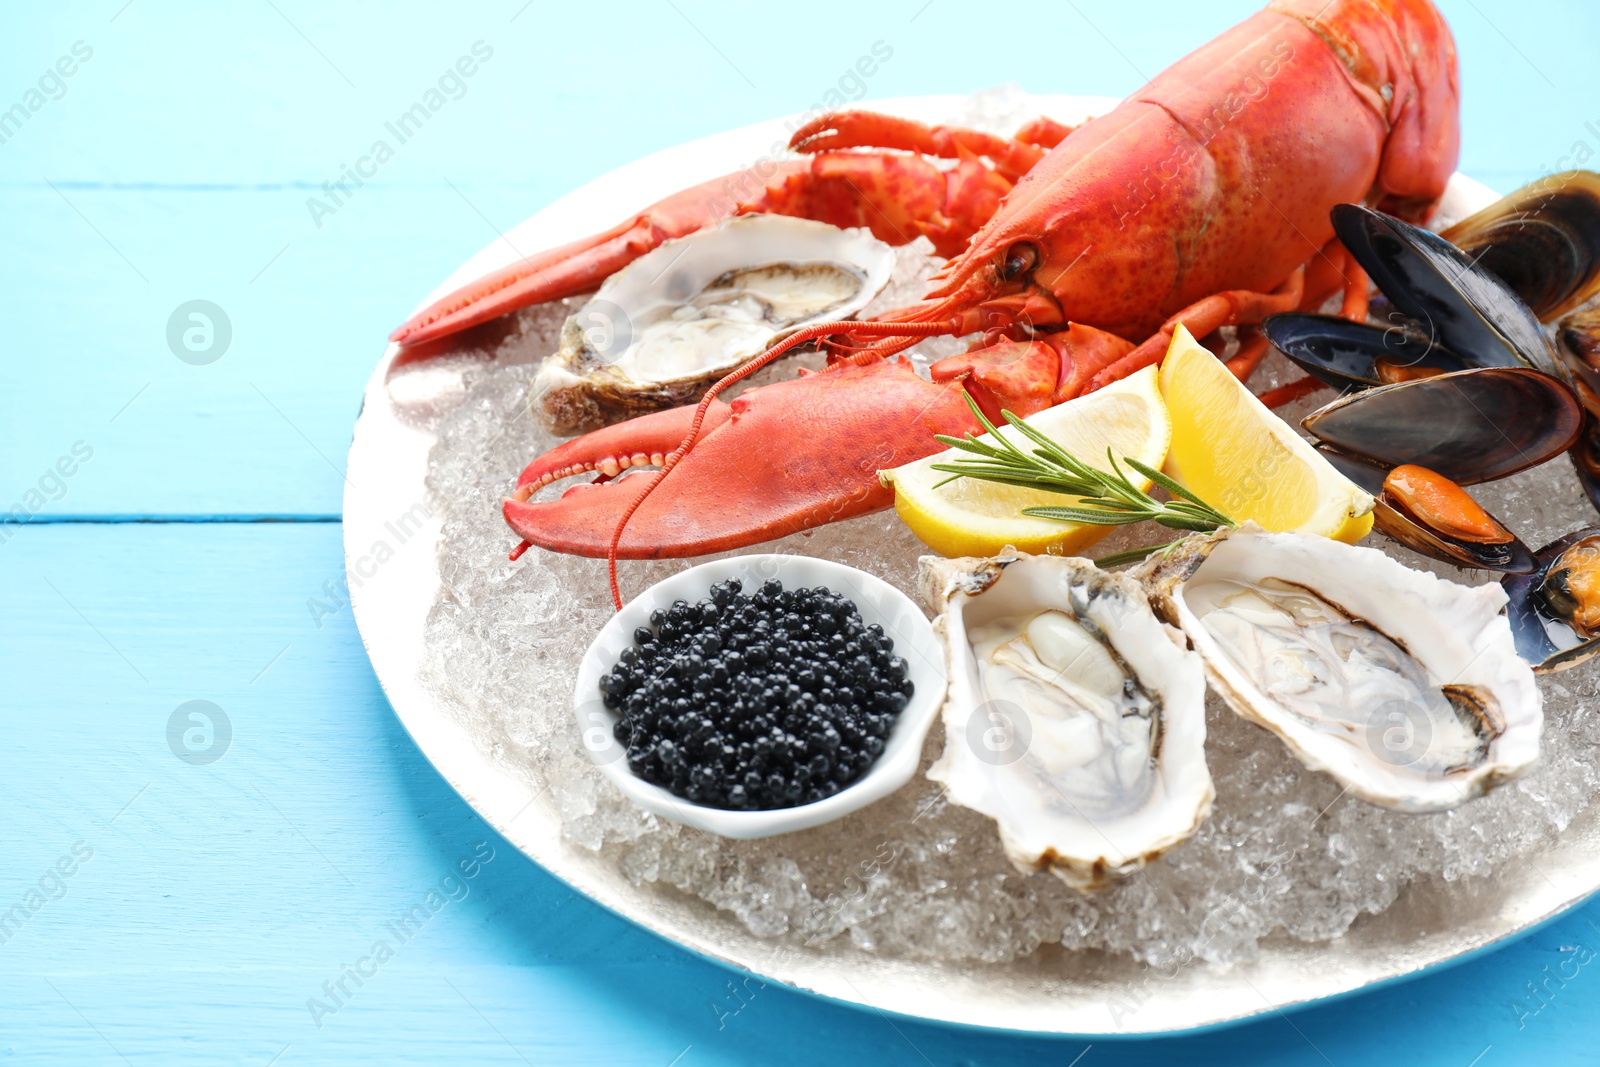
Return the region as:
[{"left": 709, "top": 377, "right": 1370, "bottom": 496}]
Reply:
[
  {"left": 1502, "top": 527, "right": 1600, "bottom": 672},
  {"left": 1372, "top": 495, "right": 1535, "bottom": 574},
  {"left": 1552, "top": 306, "right": 1600, "bottom": 423},
  {"left": 1314, "top": 445, "right": 1388, "bottom": 494},
  {"left": 1563, "top": 305, "right": 1600, "bottom": 374},
  {"left": 1333, "top": 204, "right": 1564, "bottom": 379},
  {"left": 1302, "top": 367, "right": 1583, "bottom": 486},
  {"left": 1261, "top": 313, "right": 1480, "bottom": 391},
  {"left": 1571, "top": 412, "right": 1600, "bottom": 516},
  {"left": 1318, "top": 446, "right": 1535, "bottom": 572},
  {"left": 1441, "top": 171, "right": 1600, "bottom": 322}
]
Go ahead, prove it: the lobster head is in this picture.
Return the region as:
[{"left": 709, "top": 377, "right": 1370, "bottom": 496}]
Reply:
[
  {"left": 905, "top": 0, "right": 1459, "bottom": 345},
  {"left": 906, "top": 195, "right": 1081, "bottom": 342}
]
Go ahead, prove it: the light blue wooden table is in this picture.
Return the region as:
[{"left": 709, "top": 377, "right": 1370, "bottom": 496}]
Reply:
[{"left": 4, "top": 2, "right": 1598, "bottom": 1062}]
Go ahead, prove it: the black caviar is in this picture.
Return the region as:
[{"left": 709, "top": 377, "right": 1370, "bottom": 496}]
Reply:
[{"left": 599, "top": 578, "right": 913, "bottom": 810}]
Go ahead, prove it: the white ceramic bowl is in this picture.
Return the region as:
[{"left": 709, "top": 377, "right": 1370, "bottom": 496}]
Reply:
[{"left": 574, "top": 554, "right": 946, "bottom": 839}]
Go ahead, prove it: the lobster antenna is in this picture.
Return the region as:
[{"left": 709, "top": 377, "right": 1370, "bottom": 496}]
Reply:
[{"left": 606, "top": 318, "right": 957, "bottom": 609}]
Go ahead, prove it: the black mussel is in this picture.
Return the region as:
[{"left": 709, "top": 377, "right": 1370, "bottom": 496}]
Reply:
[
  {"left": 1316, "top": 447, "right": 1534, "bottom": 571},
  {"left": 1372, "top": 464, "right": 1533, "bottom": 573},
  {"left": 1561, "top": 306, "right": 1600, "bottom": 411},
  {"left": 1537, "top": 537, "right": 1600, "bottom": 637},
  {"left": 1315, "top": 445, "right": 1388, "bottom": 494},
  {"left": 1571, "top": 412, "right": 1600, "bottom": 516},
  {"left": 1332, "top": 203, "right": 1564, "bottom": 379},
  {"left": 1565, "top": 305, "right": 1600, "bottom": 368},
  {"left": 1441, "top": 171, "right": 1600, "bottom": 322},
  {"left": 1262, "top": 312, "right": 1481, "bottom": 391},
  {"left": 1503, "top": 528, "right": 1600, "bottom": 671},
  {"left": 1302, "top": 366, "right": 1583, "bottom": 486},
  {"left": 1553, "top": 305, "right": 1600, "bottom": 423}
]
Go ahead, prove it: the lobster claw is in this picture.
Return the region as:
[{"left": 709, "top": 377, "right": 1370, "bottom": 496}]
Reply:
[{"left": 505, "top": 359, "right": 978, "bottom": 559}]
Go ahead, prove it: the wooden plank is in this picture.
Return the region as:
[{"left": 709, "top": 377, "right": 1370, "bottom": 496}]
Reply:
[
  {"left": 1, "top": 2, "right": 1596, "bottom": 516},
  {"left": 2, "top": 523, "right": 1598, "bottom": 1063}
]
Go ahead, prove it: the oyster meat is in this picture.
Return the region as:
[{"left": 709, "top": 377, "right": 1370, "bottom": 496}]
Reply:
[
  {"left": 1142, "top": 526, "right": 1542, "bottom": 812},
  {"left": 922, "top": 553, "right": 1212, "bottom": 891},
  {"left": 533, "top": 214, "right": 895, "bottom": 434}
]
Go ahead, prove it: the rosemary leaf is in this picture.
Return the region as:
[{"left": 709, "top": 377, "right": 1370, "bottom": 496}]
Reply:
[
  {"left": 1126, "top": 458, "right": 1232, "bottom": 521},
  {"left": 932, "top": 433, "right": 1012, "bottom": 460},
  {"left": 1094, "top": 539, "right": 1183, "bottom": 568},
  {"left": 926, "top": 389, "right": 1241, "bottom": 561},
  {"left": 1023, "top": 506, "right": 1151, "bottom": 525},
  {"left": 962, "top": 393, "right": 1035, "bottom": 466}
]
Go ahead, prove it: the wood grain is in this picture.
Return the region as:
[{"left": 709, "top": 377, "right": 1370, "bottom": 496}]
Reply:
[{"left": 2, "top": 0, "right": 1599, "bottom": 1061}]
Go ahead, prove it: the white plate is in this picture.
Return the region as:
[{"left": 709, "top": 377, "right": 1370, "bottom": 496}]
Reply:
[{"left": 345, "top": 93, "right": 1600, "bottom": 1036}]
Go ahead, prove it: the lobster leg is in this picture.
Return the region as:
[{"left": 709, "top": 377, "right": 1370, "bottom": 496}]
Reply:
[
  {"left": 1085, "top": 268, "right": 1308, "bottom": 392},
  {"left": 1253, "top": 241, "right": 1374, "bottom": 404},
  {"left": 1015, "top": 116, "right": 1078, "bottom": 149},
  {"left": 927, "top": 323, "right": 1134, "bottom": 415},
  {"left": 1089, "top": 246, "right": 1369, "bottom": 394},
  {"left": 791, "top": 111, "right": 1051, "bottom": 181},
  {"left": 1299, "top": 239, "right": 1372, "bottom": 321},
  {"left": 392, "top": 146, "right": 1018, "bottom": 346},
  {"left": 1223, "top": 328, "right": 1274, "bottom": 383}
]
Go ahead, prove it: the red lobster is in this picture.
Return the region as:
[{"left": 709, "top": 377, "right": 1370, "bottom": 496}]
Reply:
[{"left": 392, "top": 0, "right": 1460, "bottom": 593}]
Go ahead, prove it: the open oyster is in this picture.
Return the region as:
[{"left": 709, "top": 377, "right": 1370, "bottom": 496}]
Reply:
[
  {"left": 1141, "top": 527, "right": 1541, "bottom": 813},
  {"left": 532, "top": 214, "right": 895, "bottom": 434},
  {"left": 921, "top": 553, "right": 1212, "bottom": 891}
]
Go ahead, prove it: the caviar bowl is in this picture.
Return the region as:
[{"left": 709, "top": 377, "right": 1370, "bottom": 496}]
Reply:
[{"left": 574, "top": 554, "right": 946, "bottom": 839}]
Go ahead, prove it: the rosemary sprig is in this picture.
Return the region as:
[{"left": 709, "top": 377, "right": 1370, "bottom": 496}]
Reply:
[{"left": 932, "top": 392, "right": 1236, "bottom": 565}]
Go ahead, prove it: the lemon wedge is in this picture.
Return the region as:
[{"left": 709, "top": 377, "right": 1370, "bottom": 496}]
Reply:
[
  {"left": 881, "top": 365, "right": 1171, "bottom": 558},
  {"left": 1159, "top": 324, "right": 1374, "bottom": 543}
]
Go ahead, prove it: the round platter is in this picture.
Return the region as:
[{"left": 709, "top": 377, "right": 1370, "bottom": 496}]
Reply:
[{"left": 344, "top": 93, "right": 1600, "bottom": 1036}]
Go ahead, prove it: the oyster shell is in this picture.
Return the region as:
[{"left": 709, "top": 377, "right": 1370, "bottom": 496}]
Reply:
[
  {"left": 532, "top": 215, "right": 895, "bottom": 434},
  {"left": 1141, "top": 526, "right": 1542, "bottom": 812},
  {"left": 921, "top": 553, "right": 1212, "bottom": 891}
]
